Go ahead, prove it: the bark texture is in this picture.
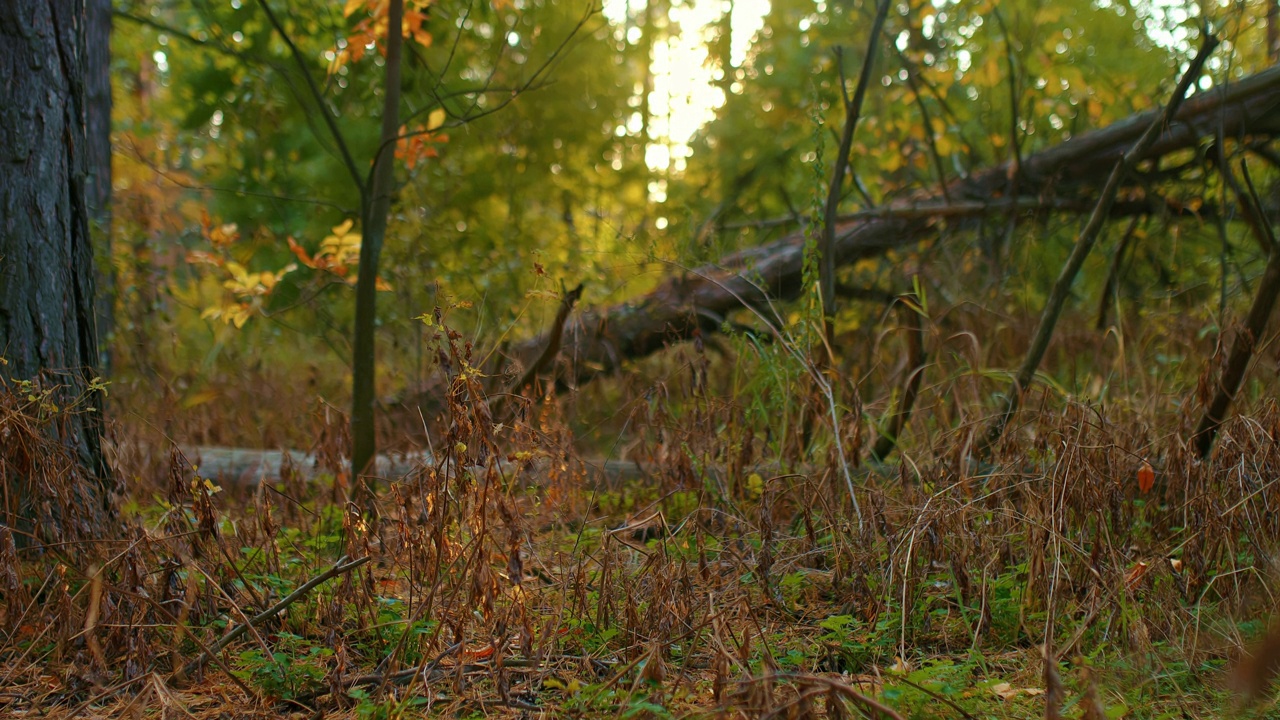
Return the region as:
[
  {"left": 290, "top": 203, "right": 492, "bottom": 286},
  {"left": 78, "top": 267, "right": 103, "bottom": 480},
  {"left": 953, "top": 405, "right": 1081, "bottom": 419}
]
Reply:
[
  {"left": 0, "top": 0, "right": 115, "bottom": 541},
  {"left": 85, "top": 0, "right": 114, "bottom": 371}
]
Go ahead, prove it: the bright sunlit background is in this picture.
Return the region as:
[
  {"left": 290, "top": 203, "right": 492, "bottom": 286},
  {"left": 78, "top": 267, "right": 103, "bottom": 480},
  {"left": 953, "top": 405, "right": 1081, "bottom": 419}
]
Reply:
[
  {"left": 602, "top": 0, "right": 1212, "bottom": 177},
  {"left": 602, "top": 0, "right": 772, "bottom": 172}
]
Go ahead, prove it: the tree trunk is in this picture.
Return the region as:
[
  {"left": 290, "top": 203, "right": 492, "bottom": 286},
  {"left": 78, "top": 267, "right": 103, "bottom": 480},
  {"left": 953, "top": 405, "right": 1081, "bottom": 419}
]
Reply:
[
  {"left": 0, "top": 0, "right": 116, "bottom": 542},
  {"left": 85, "top": 0, "right": 114, "bottom": 372},
  {"left": 1269, "top": 0, "right": 1279, "bottom": 63},
  {"left": 351, "top": 0, "right": 404, "bottom": 485}
]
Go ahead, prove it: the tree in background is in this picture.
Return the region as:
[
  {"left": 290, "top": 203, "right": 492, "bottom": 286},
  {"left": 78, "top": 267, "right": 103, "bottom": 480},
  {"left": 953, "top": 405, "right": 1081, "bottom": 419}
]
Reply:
[{"left": 107, "top": 0, "right": 652, "bottom": 454}]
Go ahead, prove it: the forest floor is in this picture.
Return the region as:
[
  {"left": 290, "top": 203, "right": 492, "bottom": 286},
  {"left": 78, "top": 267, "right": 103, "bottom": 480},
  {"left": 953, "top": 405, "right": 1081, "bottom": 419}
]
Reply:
[{"left": 4, "top": 372, "right": 1280, "bottom": 719}]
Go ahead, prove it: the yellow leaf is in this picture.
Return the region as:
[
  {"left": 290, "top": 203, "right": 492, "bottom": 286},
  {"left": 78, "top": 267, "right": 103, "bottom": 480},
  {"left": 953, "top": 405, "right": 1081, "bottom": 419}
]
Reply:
[
  {"left": 230, "top": 304, "right": 252, "bottom": 328},
  {"left": 223, "top": 262, "right": 255, "bottom": 292},
  {"left": 343, "top": 0, "right": 364, "bottom": 17},
  {"left": 186, "top": 250, "right": 224, "bottom": 267},
  {"left": 990, "top": 682, "right": 1016, "bottom": 700},
  {"left": 427, "top": 108, "right": 446, "bottom": 131},
  {"left": 209, "top": 222, "right": 239, "bottom": 247},
  {"left": 542, "top": 677, "right": 566, "bottom": 691},
  {"left": 990, "top": 682, "right": 1044, "bottom": 700},
  {"left": 181, "top": 389, "right": 219, "bottom": 409}
]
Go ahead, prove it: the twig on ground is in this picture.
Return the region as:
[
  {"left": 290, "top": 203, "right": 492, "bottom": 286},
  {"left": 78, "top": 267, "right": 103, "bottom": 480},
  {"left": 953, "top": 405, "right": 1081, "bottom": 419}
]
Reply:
[
  {"left": 178, "top": 554, "right": 370, "bottom": 679},
  {"left": 768, "top": 672, "right": 905, "bottom": 720}
]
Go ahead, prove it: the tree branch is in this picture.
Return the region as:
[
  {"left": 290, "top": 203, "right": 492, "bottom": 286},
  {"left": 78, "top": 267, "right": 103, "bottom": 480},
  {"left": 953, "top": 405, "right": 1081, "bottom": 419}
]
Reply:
[
  {"left": 978, "top": 32, "right": 1220, "bottom": 456},
  {"left": 1192, "top": 159, "right": 1280, "bottom": 457},
  {"left": 254, "top": 0, "right": 367, "bottom": 198},
  {"left": 821, "top": 0, "right": 891, "bottom": 337},
  {"left": 489, "top": 62, "right": 1280, "bottom": 396},
  {"left": 179, "top": 555, "right": 370, "bottom": 678}
]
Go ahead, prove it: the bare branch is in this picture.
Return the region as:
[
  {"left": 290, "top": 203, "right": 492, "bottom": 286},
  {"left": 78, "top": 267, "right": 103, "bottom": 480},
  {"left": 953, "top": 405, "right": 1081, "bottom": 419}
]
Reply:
[
  {"left": 820, "top": 0, "right": 891, "bottom": 335},
  {"left": 1192, "top": 159, "right": 1280, "bottom": 457},
  {"left": 179, "top": 555, "right": 370, "bottom": 678},
  {"left": 979, "top": 32, "right": 1220, "bottom": 456},
  {"left": 254, "top": 0, "right": 367, "bottom": 198}
]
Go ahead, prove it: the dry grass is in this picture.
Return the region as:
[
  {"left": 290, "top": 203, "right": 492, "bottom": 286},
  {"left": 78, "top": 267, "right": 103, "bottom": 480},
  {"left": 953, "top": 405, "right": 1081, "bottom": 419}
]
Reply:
[{"left": 3, "top": 305, "right": 1280, "bottom": 719}]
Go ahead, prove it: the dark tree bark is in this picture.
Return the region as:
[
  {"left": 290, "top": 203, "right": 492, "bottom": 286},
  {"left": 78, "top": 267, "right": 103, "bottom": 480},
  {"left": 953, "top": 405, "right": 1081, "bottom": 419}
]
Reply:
[
  {"left": 821, "top": 0, "right": 891, "bottom": 343},
  {"left": 0, "top": 0, "right": 116, "bottom": 541},
  {"left": 85, "top": 0, "right": 114, "bottom": 372}
]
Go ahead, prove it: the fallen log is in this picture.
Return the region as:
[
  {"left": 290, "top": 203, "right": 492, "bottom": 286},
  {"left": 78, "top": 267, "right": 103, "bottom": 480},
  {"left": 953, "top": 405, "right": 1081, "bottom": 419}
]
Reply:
[
  {"left": 180, "top": 445, "right": 651, "bottom": 490},
  {"left": 504, "top": 65, "right": 1280, "bottom": 388}
]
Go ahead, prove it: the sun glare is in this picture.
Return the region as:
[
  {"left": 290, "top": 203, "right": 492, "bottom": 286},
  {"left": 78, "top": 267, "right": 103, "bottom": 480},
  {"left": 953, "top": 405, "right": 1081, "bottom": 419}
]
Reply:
[{"left": 603, "top": 0, "right": 771, "bottom": 175}]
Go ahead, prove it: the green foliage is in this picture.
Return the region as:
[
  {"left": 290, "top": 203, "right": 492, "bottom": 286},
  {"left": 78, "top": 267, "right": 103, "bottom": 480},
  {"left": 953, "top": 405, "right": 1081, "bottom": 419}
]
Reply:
[
  {"left": 106, "top": 0, "right": 1279, "bottom": 441},
  {"left": 232, "top": 632, "right": 332, "bottom": 699}
]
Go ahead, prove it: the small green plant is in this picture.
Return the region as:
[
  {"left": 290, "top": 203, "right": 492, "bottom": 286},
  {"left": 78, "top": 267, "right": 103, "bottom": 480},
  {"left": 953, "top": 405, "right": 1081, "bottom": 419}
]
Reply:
[
  {"left": 817, "top": 613, "right": 876, "bottom": 673},
  {"left": 231, "top": 632, "right": 331, "bottom": 699}
]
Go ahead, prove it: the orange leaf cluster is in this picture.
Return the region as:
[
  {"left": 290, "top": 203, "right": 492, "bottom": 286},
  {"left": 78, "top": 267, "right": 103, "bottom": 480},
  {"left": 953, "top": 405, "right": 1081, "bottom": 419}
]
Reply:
[
  {"left": 184, "top": 216, "right": 394, "bottom": 330},
  {"left": 396, "top": 131, "right": 445, "bottom": 170},
  {"left": 396, "top": 108, "right": 449, "bottom": 170},
  {"left": 330, "top": 0, "right": 435, "bottom": 73},
  {"left": 201, "top": 210, "right": 240, "bottom": 248},
  {"left": 288, "top": 220, "right": 394, "bottom": 291}
]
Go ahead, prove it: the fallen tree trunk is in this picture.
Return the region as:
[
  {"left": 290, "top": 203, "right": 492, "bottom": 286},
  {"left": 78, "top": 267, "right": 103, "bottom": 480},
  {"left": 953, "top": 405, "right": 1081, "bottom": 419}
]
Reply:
[
  {"left": 507, "top": 66, "right": 1280, "bottom": 388},
  {"left": 180, "top": 445, "right": 652, "bottom": 489},
  {"left": 176, "top": 445, "right": 881, "bottom": 491}
]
